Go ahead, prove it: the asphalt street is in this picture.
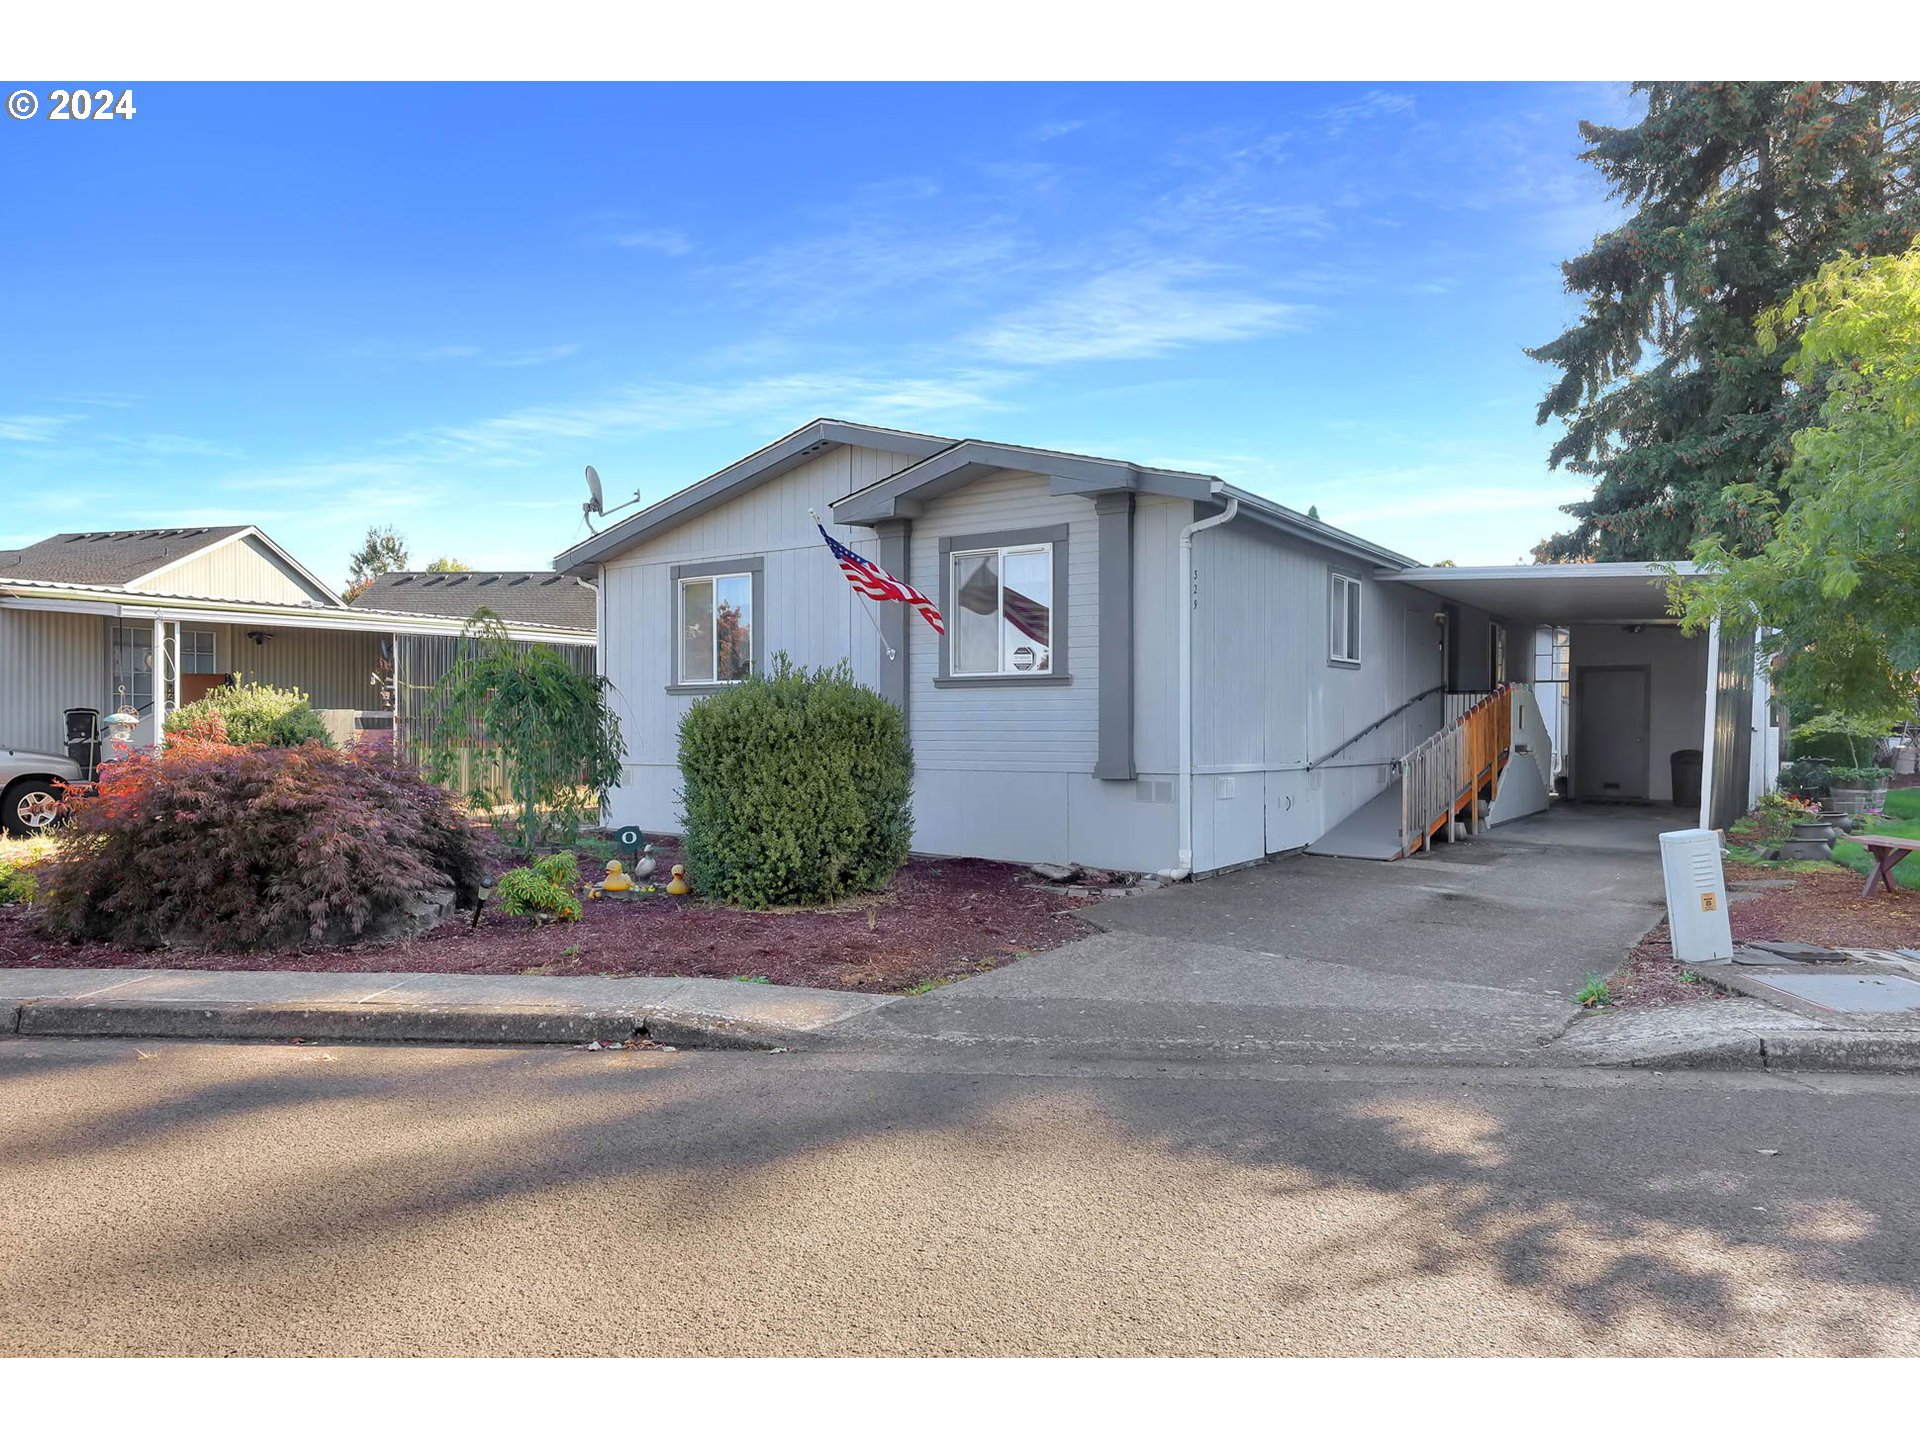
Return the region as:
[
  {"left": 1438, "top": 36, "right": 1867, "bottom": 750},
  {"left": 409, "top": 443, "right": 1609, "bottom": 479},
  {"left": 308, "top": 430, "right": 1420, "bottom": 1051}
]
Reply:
[{"left": 4, "top": 1034, "right": 1918, "bottom": 1356}]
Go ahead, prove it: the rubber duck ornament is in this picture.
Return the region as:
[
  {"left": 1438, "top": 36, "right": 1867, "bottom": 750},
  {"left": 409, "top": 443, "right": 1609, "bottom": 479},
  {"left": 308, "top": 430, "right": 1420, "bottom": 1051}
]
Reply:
[
  {"left": 600, "top": 860, "right": 635, "bottom": 894},
  {"left": 666, "top": 864, "right": 691, "bottom": 896}
]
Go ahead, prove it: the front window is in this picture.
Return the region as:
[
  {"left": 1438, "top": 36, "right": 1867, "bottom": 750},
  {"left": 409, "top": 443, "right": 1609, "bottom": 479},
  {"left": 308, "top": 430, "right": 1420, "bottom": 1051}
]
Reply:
[
  {"left": 1330, "top": 572, "right": 1362, "bottom": 665},
  {"left": 181, "top": 628, "right": 218, "bottom": 675},
  {"left": 679, "top": 572, "right": 753, "bottom": 684},
  {"left": 110, "top": 622, "right": 155, "bottom": 714},
  {"left": 951, "top": 543, "right": 1054, "bottom": 676}
]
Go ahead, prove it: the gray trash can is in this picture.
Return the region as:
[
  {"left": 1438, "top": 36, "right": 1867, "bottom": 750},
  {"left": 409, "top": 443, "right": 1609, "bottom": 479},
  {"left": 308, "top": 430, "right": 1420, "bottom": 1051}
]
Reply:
[{"left": 1671, "top": 748, "right": 1703, "bottom": 809}]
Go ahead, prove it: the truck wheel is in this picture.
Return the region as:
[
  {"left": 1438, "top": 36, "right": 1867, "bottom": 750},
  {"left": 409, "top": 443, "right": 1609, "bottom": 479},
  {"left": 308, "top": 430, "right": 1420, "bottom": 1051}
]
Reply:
[{"left": 1, "top": 778, "right": 65, "bottom": 838}]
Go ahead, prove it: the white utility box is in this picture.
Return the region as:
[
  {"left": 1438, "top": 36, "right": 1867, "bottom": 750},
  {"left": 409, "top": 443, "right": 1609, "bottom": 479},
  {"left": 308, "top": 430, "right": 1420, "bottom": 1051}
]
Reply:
[{"left": 1659, "top": 828, "right": 1733, "bottom": 963}]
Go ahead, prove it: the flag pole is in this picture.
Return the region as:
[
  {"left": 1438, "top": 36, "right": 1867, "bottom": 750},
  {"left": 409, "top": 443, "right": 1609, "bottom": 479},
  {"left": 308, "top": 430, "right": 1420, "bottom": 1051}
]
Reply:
[{"left": 810, "top": 509, "right": 896, "bottom": 662}]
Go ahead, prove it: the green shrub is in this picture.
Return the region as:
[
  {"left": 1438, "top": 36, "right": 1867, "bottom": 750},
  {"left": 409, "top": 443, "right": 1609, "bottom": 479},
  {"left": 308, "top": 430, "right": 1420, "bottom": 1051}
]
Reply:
[
  {"left": 492, "top": 851, "right": 583, "bottom": 923},
  {"left": 0, "top": 863, "right": 35, "bottom": 906},
  {"left": 677, "top": 655, "right": 912, "bottom": 908},
  {"left": 166, "top": 681, "right": 333, "bottom": 748},
  {"left": 1777, "top": 757, "right": 1833, "bottom": 798}
]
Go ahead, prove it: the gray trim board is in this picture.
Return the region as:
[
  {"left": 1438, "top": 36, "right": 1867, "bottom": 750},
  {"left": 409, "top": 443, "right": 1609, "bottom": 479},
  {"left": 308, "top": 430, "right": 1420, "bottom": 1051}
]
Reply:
[
  {"left": 937, "top": 524, "right": 1070, "bottom": 685},
  {"left": 555, "top": 419, "right": 951, "bottom": 573},
  {"left": 1093, "top": 492, "right": 1134, "bottom": 780},
  {"left": 669, "top": 557, "right": 765, "bottom": 692}
]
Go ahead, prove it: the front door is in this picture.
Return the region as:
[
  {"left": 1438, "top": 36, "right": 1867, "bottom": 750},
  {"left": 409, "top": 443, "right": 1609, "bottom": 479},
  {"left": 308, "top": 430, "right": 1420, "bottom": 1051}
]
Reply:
[{"left": 1574, "top": 665, "right": 1649, "bottom": 800}]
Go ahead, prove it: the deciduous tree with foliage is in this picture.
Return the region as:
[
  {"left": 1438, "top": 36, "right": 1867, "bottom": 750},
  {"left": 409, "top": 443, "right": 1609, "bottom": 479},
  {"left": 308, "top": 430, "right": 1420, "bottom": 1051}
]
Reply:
[
  {"left": 345, "top": 525, "right": 410, "bottom": 600},
  {"left": 423, "top": 613, "right": 626, "bottom": 857},
  {"left": 1532, "top": 83, "right": 1920, "bottom": 561},
  {"left": 1678, "top": 243, "right": 1920, "bottom": 722}
]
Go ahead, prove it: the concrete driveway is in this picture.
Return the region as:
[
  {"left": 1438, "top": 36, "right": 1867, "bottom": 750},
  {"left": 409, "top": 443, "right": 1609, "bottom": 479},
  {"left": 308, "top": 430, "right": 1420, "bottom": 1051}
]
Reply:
[{"left": 833, "top": 804, "right": 1686, "bottom": 1063}]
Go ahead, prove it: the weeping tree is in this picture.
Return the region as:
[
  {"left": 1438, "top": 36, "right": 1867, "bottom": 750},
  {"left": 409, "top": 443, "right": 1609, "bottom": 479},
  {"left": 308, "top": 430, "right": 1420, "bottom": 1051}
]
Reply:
[{"left": 423, "top": 612, "right": 625, "bottom": 856}]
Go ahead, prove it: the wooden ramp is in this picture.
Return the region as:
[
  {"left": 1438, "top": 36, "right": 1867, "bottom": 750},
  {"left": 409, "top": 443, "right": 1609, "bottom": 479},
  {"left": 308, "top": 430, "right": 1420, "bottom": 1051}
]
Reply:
[{"left": 1306, "top": 687, "right": 1513, "bottom": 862}]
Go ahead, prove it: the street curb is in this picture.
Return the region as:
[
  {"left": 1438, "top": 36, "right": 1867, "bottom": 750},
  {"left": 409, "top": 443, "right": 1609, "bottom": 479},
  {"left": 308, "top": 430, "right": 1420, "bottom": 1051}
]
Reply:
[
  {"left": 12, "top": 998, "right": 834, "bottom": 1050},
  {"left": 1598, "top": 1031, "right": 1920, "bottom": 1073},
  {"left": 17, "top": 1000, "right": 648, "bottom": 1046}
]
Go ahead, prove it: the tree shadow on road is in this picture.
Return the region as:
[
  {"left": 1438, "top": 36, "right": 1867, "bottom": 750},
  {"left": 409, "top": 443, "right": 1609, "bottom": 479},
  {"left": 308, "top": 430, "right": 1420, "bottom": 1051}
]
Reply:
[{"left": 1, "top": 1038, "right": 1915, "bottom": 1355}]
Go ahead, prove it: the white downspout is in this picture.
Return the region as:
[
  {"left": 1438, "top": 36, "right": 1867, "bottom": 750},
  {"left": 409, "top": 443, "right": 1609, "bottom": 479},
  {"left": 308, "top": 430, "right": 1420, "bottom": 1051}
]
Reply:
[
  {"left": 1160, "top": 486, "right": 1239, "bottom": 882},
  {"left": 1698, "top": 613, "right": 1721, "bottom": 832}
]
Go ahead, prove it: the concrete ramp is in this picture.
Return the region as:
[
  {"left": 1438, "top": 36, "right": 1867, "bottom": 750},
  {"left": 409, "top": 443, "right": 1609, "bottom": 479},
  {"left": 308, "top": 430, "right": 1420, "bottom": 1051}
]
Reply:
[{"left": 1306, "top": 776, "right": 1405, "bottom": 860}]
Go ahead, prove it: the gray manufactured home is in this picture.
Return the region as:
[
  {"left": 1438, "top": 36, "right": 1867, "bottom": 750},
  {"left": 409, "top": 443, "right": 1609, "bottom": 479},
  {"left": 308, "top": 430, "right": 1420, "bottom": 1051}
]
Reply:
[{"left": 561, "top": 419, "right": 1781, "bottom": 878}]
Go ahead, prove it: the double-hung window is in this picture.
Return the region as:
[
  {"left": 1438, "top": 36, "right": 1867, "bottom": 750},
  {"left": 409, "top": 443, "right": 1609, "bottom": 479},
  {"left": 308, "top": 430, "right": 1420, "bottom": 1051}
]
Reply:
[
  {"left": 950, "top": 542, "right": 1055, "bottom": 677},
  {"left": 677, "top": 570, "right": 754, "bottom": 685},
  {"left": 1330, "top": 572, "right": 1363, "bottom": 666}
]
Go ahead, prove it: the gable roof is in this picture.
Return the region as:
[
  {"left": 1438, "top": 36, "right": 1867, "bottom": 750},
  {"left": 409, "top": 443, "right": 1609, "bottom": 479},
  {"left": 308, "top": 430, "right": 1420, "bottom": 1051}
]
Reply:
[
  {"left": 551, "top": 417, "right": 1422, "bottom": 577},
  {"left": 0, "top": 525, "right": 348, "bottom": 607},
  {"left": 350, "top": 571, "right": 597, "bottom": 630},
  {"left": 830, "top": 438, "right": 1219, "bottom": 523},
  {"left": 554, "top": 418, "right": 954, "bottom": 573},
  {"left": 0, "top": 526, "right": 252, "bottom": 587}
]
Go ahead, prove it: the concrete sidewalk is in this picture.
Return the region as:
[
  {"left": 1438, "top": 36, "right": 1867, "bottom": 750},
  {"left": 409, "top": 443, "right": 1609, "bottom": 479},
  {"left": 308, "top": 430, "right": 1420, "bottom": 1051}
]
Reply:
[{"left": 0, "top": 967, "right": 895, "bottom": 1049}]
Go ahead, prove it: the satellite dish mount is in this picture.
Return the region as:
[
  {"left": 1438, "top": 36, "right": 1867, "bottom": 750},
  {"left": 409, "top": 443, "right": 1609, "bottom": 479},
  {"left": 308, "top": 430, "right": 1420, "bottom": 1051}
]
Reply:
[{"left": 581, "top": 464, "right": 642, "bottom": 533}]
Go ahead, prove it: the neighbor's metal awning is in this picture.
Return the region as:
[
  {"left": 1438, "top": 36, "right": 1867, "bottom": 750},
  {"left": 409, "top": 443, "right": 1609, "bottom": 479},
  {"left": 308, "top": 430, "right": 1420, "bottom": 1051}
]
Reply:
[{"left": 1378, "top": 562, "right": 1702, "bottom": 626}]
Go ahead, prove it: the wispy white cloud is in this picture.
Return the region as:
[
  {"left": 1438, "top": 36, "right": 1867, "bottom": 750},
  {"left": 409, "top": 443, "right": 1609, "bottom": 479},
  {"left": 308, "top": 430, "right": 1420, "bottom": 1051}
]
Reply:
[
  {"left": 1318, "top": 90, "right": 1415, "bottom": 138},
  {"left": 0, "top": 414, "right": 77, "bottom": 444},
  {"left": 412, "top": 342, "right": 580, "bottom": 368},
  {"left": 611, "top": 228, "right": 693, "bottom": 256},
  {"left": 1030, "top": 119, "right": 1086, "bottom": 143},
  {"left": 426, "top": 367, "right": 1007, "bottom": 461},
  {"left": 968, "top": 262, "right": 1304, "bottom": 365}
]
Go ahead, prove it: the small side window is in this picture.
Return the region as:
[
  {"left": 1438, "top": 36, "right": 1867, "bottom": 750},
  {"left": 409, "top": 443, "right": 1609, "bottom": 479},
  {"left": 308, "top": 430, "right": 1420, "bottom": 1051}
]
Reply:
[{"left": 1330, "top": 572, "right": 1362, "bottom": 666}]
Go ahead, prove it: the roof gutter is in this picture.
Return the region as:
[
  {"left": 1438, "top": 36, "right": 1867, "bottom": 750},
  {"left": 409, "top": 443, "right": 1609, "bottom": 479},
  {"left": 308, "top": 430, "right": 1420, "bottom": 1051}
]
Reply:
[{"left": 0, "top": 584, "right": 592, "bottom": 645}]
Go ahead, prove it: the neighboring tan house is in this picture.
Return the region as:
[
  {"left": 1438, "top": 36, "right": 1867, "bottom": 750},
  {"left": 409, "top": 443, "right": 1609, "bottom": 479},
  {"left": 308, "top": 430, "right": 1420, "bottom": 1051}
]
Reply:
[
  {"left": 560, "top": 419, "right": 1776, "bottom": 875},
  {"left": 1, "top": 527, "right": 596, "bottom": 759}
]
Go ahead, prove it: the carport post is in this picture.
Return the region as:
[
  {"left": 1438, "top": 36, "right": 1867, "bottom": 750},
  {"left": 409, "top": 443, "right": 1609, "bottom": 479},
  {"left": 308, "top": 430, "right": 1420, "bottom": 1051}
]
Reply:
[{"left": 1698, "top": 614, "right": 1721, "bottom": 831}]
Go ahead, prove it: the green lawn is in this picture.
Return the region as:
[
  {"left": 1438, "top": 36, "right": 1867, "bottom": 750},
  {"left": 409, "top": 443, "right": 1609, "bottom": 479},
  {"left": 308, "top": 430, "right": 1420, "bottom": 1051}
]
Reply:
[{"left": 1832, "top": 787, "right": 1920, "bottom": 885}]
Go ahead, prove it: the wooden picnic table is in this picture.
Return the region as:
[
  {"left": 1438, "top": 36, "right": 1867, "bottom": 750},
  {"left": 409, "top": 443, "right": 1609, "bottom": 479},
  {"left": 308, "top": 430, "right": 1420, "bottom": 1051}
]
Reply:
[{"left": 1857, "top": 833, "right": 1920, "bottom": 897}]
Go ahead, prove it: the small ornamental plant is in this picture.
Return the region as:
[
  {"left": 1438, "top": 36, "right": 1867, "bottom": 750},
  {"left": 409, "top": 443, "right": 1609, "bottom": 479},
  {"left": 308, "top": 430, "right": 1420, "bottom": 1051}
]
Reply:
[
  {"left": 35, "top": 737, "right": 483, "bottom": 950},
  {"left": 492, "top": 851, "right": 584, "bottom": 924},
  {"left": 677, "top": 655, "right": 912, "bottom": 908}
]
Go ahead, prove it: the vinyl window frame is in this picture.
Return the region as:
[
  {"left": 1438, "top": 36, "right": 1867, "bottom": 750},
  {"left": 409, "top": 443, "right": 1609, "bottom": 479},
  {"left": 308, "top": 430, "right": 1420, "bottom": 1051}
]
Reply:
[
  {"left": 666, "top": 557, "right": 764, "bottom": 694},
  {"left": 1329, "top": 570, "right": 1363, "bottom": 668},
  {"left": 935, "top": 524, "right": 1071, "bottom": 688}
]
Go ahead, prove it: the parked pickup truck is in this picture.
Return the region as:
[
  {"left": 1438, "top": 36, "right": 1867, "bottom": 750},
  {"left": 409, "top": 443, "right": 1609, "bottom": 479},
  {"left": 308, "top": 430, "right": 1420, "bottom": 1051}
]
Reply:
[{"left": 1, "top": 747, "right": 84, "bottom": 837}]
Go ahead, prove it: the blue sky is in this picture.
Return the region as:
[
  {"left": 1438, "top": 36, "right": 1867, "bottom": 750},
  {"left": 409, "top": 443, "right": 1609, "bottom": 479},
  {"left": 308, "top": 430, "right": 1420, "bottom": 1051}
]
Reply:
[{"left": 0, "top": 82, "right": 1638, "bottom": 584}]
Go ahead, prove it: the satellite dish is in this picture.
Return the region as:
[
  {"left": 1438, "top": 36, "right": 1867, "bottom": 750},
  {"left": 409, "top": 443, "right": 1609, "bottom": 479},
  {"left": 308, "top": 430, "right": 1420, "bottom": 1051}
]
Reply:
[{"left": 580, "top": 463, "right": 640, "bottom": 534}]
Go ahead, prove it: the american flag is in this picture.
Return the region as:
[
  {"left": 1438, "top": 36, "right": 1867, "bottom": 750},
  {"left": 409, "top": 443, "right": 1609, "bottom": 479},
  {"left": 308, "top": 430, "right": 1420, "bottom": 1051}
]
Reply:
[{"left": 817, "top": 523, "right": 945, "bottom": 635}]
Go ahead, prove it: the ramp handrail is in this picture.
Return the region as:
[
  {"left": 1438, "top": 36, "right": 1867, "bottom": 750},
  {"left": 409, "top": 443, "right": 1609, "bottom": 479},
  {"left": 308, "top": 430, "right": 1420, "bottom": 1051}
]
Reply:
[{"left": 1396, "top": 684, "right": 1512, "bottom": 855}]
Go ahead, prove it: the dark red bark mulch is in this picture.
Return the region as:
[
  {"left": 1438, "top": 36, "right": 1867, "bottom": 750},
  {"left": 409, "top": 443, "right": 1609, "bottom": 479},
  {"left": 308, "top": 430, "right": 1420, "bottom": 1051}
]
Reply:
[
  {"left": 0, "top": 853, "right": 1097, "bottom": 994},
  {"left": 1610, "top": 864, "right": 1920, "bottom": 1009}
]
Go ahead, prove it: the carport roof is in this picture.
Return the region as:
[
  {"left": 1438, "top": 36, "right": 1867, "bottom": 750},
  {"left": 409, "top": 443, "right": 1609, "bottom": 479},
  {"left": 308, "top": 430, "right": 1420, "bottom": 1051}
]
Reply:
[{"left": 1380, "top": 561, "right": 1702, "bottom": 626}]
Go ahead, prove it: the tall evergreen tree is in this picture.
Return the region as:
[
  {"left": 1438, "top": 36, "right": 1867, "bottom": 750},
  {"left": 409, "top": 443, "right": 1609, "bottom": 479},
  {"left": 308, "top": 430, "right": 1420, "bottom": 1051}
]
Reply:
[{"left": 1530, "top": 83, "right": 1920, "bottom": 561}]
